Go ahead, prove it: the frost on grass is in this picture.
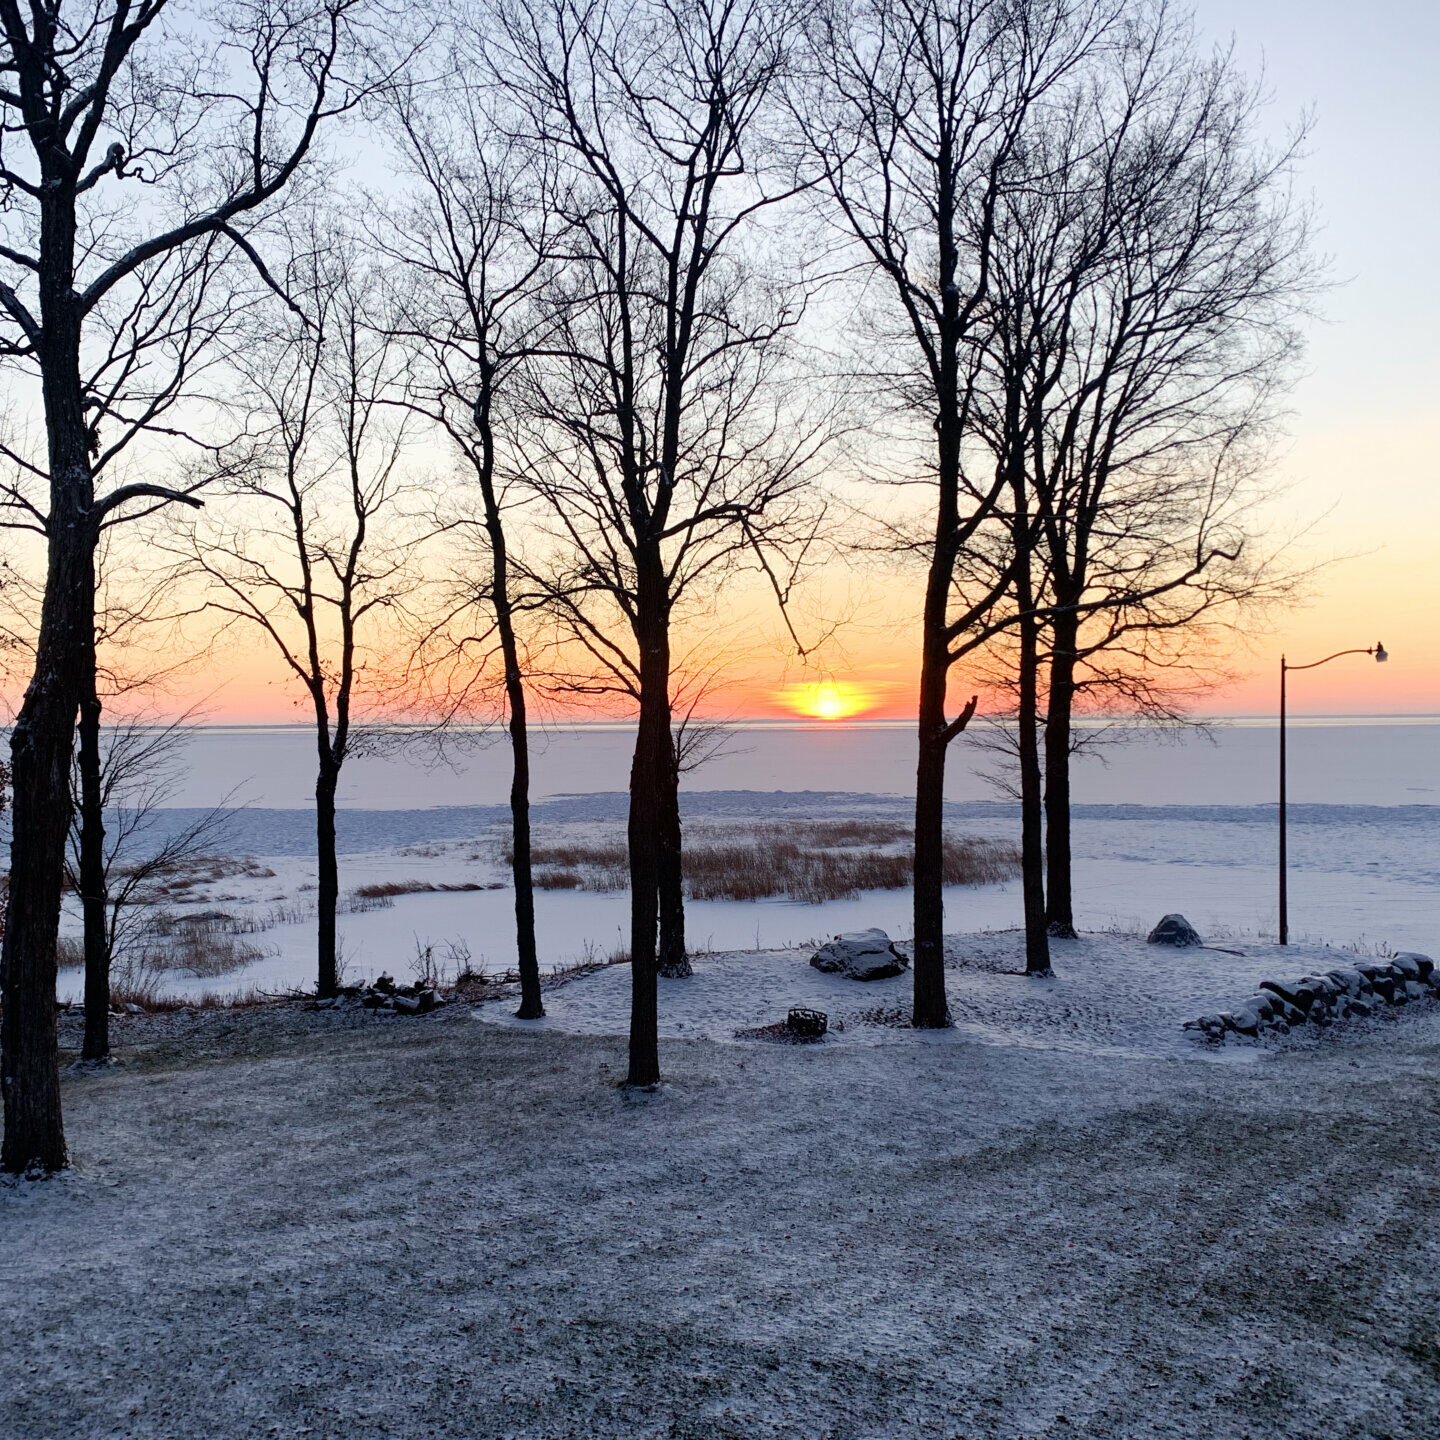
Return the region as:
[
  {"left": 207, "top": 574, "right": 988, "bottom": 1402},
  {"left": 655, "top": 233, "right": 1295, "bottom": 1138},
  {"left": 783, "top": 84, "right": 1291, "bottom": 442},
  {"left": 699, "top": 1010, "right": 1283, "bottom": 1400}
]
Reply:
[{"left": 8, "top": 999, "right": 1440, "bottom": 1439}]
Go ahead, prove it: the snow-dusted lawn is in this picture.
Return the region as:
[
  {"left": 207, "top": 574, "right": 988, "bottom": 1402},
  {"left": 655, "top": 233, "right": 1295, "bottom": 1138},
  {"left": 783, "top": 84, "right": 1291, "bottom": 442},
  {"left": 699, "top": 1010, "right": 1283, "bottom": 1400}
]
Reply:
[
  {"left": 7, "top": 941, "right": 1440, "bottom": 1439},
  {"left": 480, "top": 931, "right": 1422, "bottom": 1061}
]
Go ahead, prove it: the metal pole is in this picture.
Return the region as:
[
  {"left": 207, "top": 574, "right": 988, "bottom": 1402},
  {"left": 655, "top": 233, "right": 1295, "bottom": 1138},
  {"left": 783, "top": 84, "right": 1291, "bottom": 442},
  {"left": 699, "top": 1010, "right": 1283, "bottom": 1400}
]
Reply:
[{"left": 1278, "top": 656, "right": 1287, "bottom": 945}]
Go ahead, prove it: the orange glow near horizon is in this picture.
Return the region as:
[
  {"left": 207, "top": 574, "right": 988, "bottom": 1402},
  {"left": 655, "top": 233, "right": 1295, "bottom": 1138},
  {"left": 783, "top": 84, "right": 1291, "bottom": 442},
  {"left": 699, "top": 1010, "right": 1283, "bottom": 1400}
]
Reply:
[{"left": 783, "top": 679, "right": 876, "bottom": 722}]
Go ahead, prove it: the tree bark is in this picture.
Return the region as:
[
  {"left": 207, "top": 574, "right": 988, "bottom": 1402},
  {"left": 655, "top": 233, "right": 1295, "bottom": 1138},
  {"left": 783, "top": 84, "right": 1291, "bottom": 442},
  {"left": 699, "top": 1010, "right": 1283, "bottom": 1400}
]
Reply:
[
  {"left": 78, "top": 679, "right": 110, "bottom": 1062},
  {"left": 912, "top": 715, "right": 949, "bottom": 1027},
  {"left": 626, "top": 556, "right": 670, "bottom": 1086},
  {"left": 505, "top": 659, "right": 543, "bottom": 1019},
  {"left": 315, "top": 759, "right": 340, "bottom": 997},
  {"left": 657, "top": 737, "right": 689, "bottom": 978},
  {"left": 1016, "top": 609, "right": 1050, "bottom": 973},
  {"left": 475, "top": 398, "right": 543, "bottom": 1019},
  {"left": 1006, "top": 413, "right": 1051, "bottom": 976},
  {"left": 1043, "top": 603, "right": 1080, "bottom": 937},
  {"left": 1, "top": 311, "right": 91, "bottom": 1172},
  {"left": 909, "top": 101, "right": 968, "bottom": 1030}
]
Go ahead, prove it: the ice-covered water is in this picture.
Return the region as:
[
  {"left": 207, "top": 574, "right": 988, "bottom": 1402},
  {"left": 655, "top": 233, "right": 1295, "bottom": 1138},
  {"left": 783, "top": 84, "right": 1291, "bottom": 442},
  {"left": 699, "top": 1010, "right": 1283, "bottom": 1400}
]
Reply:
[{"left": 163, "top": 716, "right": 1439, "bottom": 809}]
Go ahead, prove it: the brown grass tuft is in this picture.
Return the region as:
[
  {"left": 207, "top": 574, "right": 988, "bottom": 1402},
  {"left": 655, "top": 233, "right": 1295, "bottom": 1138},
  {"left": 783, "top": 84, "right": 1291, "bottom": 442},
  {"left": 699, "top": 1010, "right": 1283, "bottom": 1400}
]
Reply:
[
  {"left": 521, "top": 820, "right": 1019, "bottom": 903},
  {"left": 352, "top": 879, "right": 490, "bottom": 899}
]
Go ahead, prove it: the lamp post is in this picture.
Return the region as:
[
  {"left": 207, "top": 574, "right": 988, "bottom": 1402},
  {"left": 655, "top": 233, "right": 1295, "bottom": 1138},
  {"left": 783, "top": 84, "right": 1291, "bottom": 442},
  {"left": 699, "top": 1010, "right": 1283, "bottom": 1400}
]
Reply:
[{"left": 1278, "top": 641, "right": 1388, "bottom": 944}]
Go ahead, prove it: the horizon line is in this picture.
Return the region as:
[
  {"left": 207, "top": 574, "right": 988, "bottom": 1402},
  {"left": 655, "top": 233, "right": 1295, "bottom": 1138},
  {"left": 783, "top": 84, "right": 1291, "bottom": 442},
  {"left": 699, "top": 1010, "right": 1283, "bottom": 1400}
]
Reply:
[{"left": 73, "top": 711, "right": 1440, "bottom": 732}]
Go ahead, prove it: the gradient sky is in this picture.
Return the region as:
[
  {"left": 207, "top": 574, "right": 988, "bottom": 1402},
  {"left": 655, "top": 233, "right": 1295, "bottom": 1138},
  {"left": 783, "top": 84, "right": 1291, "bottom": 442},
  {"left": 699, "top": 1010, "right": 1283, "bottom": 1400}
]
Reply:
[{"left": 178, "top": 2, "right": 1440, "bottom": 724}]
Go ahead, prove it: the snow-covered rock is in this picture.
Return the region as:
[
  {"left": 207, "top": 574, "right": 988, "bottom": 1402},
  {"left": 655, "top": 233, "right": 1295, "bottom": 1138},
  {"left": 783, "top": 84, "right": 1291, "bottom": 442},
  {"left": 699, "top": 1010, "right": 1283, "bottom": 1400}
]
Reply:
[
  {"left": 1392, "top": 952, "right": 1433, "bottom": 981},
  {"left": 1147, "top": 914, "right": 1202, "bottom": 946},
  {"left": 809, "top": 928, "right": 908, "bottom": 982}
]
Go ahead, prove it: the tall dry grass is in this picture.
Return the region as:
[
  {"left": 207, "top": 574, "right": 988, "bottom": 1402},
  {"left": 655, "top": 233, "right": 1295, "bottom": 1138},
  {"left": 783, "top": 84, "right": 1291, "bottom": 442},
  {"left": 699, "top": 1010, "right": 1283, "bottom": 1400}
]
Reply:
[{"left": 516, "top": 821, "right": 1019, "bottom": 903}]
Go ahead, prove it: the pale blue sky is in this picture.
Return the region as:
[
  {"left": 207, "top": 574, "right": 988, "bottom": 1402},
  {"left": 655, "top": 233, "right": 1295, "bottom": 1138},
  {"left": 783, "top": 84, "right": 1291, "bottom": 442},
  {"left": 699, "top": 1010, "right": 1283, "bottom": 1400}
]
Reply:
[{"left": 1186, "top": 0, "right": 1438, "bottom": 710}]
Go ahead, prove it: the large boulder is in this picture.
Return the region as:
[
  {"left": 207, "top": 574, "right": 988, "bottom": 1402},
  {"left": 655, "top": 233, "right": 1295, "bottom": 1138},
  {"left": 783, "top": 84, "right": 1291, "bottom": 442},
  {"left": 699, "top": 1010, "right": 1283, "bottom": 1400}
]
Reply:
[
  {"left": 809, "top": 928, "right": 908, "bottom": 982},
  {"left": 1147, "top": 913, "right": 1202, "bottom": 947}
]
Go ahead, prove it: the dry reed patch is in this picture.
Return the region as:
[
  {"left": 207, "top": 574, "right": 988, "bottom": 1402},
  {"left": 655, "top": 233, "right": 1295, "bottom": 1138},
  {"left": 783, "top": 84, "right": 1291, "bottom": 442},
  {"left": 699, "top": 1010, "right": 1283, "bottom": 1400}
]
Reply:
[
  {"left": 58, "top": 910, "right": 272, "bottom": 982},
  {"left": 515, "top": 821, "right": 1018, "bottom": 903},
  {"left": 351, "top": 879, "right": 493, "bottom": 899}
]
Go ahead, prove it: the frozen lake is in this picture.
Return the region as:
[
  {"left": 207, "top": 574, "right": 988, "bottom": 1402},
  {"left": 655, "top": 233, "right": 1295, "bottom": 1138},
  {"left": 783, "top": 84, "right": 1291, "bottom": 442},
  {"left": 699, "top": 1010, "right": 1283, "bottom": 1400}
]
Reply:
[{"left": 165, "top": 716, "right": 1439, "bottom": 809}]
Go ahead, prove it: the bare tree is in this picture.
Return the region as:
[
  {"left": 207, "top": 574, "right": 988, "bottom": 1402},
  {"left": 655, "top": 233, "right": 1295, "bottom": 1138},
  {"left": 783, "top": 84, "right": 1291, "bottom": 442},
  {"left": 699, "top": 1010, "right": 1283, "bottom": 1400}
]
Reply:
[
  {"left": 0, "top": 0, "right": 388, "bottom": 1174},
  {"left": 973, "top": 8, "right": 1311, "bottom": 937},
  {"left": 0, "top": 527, "right": 216, "bottom": 1058},
  {"left": 797, "top": 0, "right": 1116, "bottom": 1016},
  {"left": 375, "top": 81, "right": 556, "bottom": 1021},
  {"left": 500, "top": 0, "right": 824, "bottom": 1085},
  {"left": 179, "top": 249, "right": 419, "bottom": 997},
  {"left": 67, "top": 706, "right": 234, "bottom": 1060}
]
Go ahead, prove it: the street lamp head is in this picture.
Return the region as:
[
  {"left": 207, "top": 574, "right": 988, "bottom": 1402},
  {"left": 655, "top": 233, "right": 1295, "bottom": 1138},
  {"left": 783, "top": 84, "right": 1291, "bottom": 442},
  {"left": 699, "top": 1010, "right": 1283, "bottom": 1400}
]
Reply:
[{"left": 1375, "top": 642, "right": 1388, "bottom": 663}]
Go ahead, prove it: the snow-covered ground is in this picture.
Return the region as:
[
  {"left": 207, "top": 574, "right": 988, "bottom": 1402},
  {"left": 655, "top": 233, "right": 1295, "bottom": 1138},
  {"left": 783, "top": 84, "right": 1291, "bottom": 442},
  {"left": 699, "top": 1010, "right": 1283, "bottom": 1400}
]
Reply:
[
  {"left": 477, "top": 931, "right": 1416, "bottom": 1063},
  {"left": 6, "top": 971, "right": 1440, "bottom": 1438}
]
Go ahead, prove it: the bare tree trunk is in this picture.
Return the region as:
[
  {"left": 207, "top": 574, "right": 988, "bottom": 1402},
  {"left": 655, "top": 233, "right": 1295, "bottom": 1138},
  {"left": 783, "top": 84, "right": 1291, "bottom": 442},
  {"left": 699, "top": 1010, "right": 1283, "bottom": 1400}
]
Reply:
[
  {"left": 1016, "top": 615, "right": 1050, "bottom": 973},
  {"left": 315, "top": 760, "right": 340, "bottom": 997},
  {"left": 912, "top": 717, "right": 949, "bottom": 1027},
  {"left": 1044, "top": 603, "right": 1080, "bottom": 937},
  {"left": 657, "top": 737, "right": 689, "bottom": 978},
  {"left": 504, "top": 655, "right": 543, "bottom": 1019},
  {"left": 910, "top": 110, "right": 969, "bottom": 1030},
  {"left": 1, "top": 322, "right": 90, "bottom": 1171},
  {"left": 913, "top": 544, "right": 963, "bottom": 1026},
  {"left": 626, "top": 563, "right": 669, "bottom": 1086},
  {"left": 1006, "top": 413, "right": 1050, "bottom": 976},
  {"left": 1014, "top": 556, "right": 1051, "bottom": 975},
  {"left": 479, "top": 420, "right": 544, "bottom": 1019},
  {"left": 78, "top": 678, "right": 110, "bottom": 1062}
]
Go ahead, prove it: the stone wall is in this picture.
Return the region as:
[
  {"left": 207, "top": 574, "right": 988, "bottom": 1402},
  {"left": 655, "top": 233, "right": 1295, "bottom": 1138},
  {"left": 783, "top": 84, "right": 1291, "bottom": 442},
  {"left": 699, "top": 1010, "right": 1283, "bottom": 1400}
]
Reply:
[{"left": 1185, "top": 953, "right": 1437, "bottom": 1043}]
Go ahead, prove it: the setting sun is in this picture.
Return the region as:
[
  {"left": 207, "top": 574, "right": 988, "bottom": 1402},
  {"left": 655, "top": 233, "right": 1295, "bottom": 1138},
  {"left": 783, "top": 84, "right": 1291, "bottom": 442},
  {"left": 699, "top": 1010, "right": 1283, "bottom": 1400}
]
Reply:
[{"left": 789, "top": 679, "right": 873, "bottom": 721}]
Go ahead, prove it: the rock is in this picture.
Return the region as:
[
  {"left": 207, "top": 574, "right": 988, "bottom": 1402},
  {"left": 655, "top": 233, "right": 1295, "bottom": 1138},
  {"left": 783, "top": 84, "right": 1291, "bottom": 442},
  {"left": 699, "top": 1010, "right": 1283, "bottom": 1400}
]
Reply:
[
  {"left": 1269, "top": 997, "right": 1306, "bottom": 1027},
  {"left": 1146, "top": 914, "right": 1202, "bottom": 946},
  {"left": 1390, "top": 954, "right": 1422, "bottom": 981},
  {"left": 1324, "top": 968, "right": 1367, "bottom": 998},
  {"left": 1404, "top": 981, "right": 1427, "bottom": 1001},
  {"left": 1221, "top": 1008, "right": 1260, "bottom": 1038},
  {"left": 1244, "top": 993, "right": 1278, "bottom": 1020},
  {"left": 1259, "top": 979, "right": 1301, "bottom": 1007},
  {"left": 1397, "top": 952, "right": 1435, "bottom": 981},
  {"left": 1186, "top": 1015, "right": 1227, "bottom": 1042},
  {"left": 123, "top": 1002, "right": 143, "bottom": 1015},
  {"left": 809, "top": 929, "right": 908, "bottom": 981},
  {"left": 1348, "top": 999, "right": 1374, "bottom": 1019}
]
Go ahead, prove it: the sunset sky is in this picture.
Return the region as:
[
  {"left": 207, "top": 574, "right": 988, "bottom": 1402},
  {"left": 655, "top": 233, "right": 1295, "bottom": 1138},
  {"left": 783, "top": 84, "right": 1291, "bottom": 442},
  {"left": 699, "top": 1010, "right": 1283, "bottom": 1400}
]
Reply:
[{"left": 101, "top": 0, "right": 1440, "bottom": 727}]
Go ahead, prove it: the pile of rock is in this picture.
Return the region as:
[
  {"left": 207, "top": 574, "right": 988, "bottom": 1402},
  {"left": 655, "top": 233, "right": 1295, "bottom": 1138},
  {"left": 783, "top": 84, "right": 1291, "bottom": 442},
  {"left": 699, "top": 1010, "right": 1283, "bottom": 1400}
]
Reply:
[
  {"left": 356, "top": 973, "right": 445, "bottom": 1016},
  {"left": 1185, "top": 952, "right": 1436, "bottom": 1043}
]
